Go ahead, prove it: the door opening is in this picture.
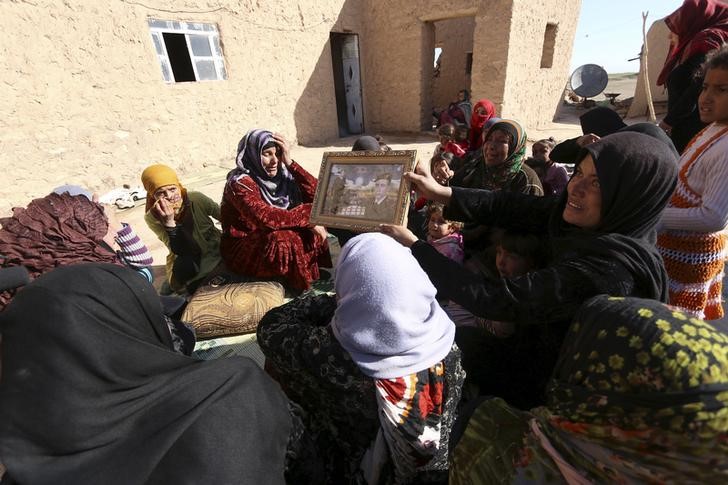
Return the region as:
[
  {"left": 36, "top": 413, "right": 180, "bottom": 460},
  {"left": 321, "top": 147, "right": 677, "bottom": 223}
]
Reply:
[{"left": 330, "top": 33, "right": 364, "bottom": 136}]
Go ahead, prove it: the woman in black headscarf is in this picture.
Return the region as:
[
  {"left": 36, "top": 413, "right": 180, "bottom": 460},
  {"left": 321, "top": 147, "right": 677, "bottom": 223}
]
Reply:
[
  {"left": 382, "top": 132, "right": 678, "bottom": 408},
  {"left": 0, "top": 264, "right": 294, "bottom": 484},
  {"left": 550, "top": 106, "right": 627, "bottom": 164}
]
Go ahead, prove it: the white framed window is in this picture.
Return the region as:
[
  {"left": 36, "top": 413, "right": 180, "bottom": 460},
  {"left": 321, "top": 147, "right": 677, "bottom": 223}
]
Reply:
[{"left": 148, "top": 19, "right": 227, "bottom": 83}]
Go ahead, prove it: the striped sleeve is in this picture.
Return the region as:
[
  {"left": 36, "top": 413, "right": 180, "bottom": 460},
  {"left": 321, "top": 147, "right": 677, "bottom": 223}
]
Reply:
[
  {"left": 660, "top": 135, "right": 728, "bottom": 233},
  {"left": 115, "top": 223, "right": 154, "bottom": 267}
]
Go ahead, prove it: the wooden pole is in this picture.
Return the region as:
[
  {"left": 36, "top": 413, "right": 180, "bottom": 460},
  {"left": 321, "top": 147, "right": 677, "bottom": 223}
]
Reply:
[{"left": 642, "top": 11, "right": 657, "bottom": 122}]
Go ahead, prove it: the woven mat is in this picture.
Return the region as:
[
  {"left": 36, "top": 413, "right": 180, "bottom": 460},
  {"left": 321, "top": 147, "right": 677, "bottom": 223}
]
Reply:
[{"left": 193, "top": 333, "right": 267, "bottom": 366}]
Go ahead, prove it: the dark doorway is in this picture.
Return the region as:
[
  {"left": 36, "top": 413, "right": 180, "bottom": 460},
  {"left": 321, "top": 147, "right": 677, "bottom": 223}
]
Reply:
[
  {"left": 330, "top": 33, "right": 364, "bottom": 136},
  {"left": 162, "top": 32, "right": 196, "bottom": 82},
  {"left": 427, "top": 16, "right": 476, "bottom": 129}
]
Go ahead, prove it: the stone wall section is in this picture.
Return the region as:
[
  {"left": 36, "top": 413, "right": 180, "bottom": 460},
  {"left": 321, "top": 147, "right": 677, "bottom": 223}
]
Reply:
[
  {"left": 2, "top": 0, "right": 580, "bottom": 214},
  {"left": 499, "top": 0, "right": 582, "bottom": 129},
  {"left": 1, "top": 0, "right": 357, "bottom": 214}
]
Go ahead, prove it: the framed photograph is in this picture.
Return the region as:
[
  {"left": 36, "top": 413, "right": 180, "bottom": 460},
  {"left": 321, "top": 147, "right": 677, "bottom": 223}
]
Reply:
[{"left": 309, "top": 150, "right": 417, "bottom": 231}]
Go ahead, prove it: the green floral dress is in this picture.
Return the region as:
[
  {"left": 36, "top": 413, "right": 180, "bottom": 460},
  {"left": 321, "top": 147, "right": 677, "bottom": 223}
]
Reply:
[{"left": 451, "top": 295, "right": 728, "bottom": 484}]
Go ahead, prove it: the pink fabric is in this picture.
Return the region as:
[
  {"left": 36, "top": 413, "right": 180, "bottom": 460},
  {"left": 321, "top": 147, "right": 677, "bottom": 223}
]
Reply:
[{"left": 427, "top": 233, "right": 464, "bottom": 264}]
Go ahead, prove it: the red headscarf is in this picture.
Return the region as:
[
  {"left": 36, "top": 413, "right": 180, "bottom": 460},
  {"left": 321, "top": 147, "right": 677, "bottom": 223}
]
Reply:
[
  {"left": 468, "top": 99, "right": 496, "bottom": 148},
  {"left": 657, "top": 0, "right": 728, "bottom": 86}
]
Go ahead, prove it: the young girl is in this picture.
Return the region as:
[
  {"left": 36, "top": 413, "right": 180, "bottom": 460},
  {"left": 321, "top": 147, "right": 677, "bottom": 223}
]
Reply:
[
  {"left": 437, "top": 123, "right": 466, "bottom": 158},
  {"left": 657, "top": 44, "right": 728, "bottom": 319},
  {"left": 525, "top": 137, "right": 569, "bottom": 196},
  {"left": 413, "top": 152, "right": 454, "bottom": 211},
  {"left": 426, "top": 203, "right": 464, "bottom": 264},
  {"left": 474, "top": 230, "right": 546, "bottom": 337},
  {"left": 493, "top": 230, "right": 544, "bottom": 279},
  {"left": 454, "top": 124, "right": 470, "bottom": 154}
]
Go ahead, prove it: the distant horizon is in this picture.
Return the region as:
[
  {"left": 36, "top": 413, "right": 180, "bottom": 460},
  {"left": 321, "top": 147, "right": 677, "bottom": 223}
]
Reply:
[{"left": 569, "top": 0, "right": 682, "bottom": 75}]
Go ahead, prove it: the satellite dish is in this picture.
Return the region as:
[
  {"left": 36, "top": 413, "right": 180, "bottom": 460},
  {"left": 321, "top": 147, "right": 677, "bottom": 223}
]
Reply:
[{"left": 569, "top": 64, "right": 608, "bottom": 98}]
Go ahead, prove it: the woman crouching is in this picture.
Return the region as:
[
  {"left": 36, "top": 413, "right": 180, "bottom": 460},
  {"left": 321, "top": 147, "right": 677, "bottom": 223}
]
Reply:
[{"left": 257, "top": 233, "right": 464, "bottom": 484}]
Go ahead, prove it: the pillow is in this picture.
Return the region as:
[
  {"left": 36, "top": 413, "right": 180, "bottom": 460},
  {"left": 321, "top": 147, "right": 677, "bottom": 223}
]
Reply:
[{"left": 181, "top": 280, "right": 284, "bottom": 340}]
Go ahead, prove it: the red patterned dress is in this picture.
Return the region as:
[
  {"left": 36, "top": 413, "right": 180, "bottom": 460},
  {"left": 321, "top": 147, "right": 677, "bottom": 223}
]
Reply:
[{"left": 220, "top": 161, "right": 331, "bottom": 291}]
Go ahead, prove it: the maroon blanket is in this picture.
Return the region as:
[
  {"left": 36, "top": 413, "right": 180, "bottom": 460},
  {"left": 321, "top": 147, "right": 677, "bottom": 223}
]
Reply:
[{"left": 0, "top": 193, "right": 119, "bottom": 308}]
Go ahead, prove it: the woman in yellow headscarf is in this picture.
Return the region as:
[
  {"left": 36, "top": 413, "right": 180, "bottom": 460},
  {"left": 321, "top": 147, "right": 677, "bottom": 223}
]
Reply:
[{"left": 141, "top": 164, "right": 221, "bottom": 294}]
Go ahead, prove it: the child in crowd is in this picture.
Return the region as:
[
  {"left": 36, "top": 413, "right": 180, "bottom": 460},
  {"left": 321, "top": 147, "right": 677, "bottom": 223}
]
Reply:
[
  {"left": 448, "top": 229, "right": 545, "bottom": 334},
  {"left": 437, "top": 123, "right": 466, "bottom": 157},
  {"left": 425, "top": 203, "right": 468, "bottom": 326},
  {"left": 409, "top": 153, "right": 455, "bottom": 240},
  {"left": 492, "top": 229, "right": 545, "bottom": 279},
  {"left": 412, "top": 151, "right": 454, "bottom": 214},
  {"left": 426, "top": 203, "right": 464, "bottom": 264},
  {"left": 482, "top": 230, "right": 546, "bottom": 336},
  {"left": 525, "top": 137, "right": 569, "bottom": 196},
  {"left": 454, "top": 124, "right": 470, "bottom": 153},
  {"left": 657, "top": 43, "right": 728, "bottom": 319}
]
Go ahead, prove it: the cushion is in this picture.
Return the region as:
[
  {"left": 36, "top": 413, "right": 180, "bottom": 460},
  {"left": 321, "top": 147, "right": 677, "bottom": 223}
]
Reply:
[{"left": 182, "top": 279, "right": 284, "bottom": 340}]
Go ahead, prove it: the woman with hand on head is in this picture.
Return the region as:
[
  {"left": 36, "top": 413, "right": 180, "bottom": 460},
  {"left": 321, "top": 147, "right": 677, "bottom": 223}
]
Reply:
[
  {"left": 220, "top": 129, "right": 331, "bottom": 292},
  {"left": 382, "top": 131, "right": 678, "bottom": 408},
  {"left": 142, "top": 164, "right": 221, "bottom": 294}
]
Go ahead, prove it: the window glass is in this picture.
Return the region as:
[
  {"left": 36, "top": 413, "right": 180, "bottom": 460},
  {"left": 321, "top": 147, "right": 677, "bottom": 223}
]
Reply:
[
  {"left": 189, "top": 35, "right": 212, "bottom": 57},
  {"left": 195, "top": 60, "right": 217, "bottom": 80}
]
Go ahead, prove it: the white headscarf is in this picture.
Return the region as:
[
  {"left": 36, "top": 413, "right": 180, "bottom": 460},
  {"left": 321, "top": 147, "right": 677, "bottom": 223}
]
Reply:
[{"left": 331, "top": 233, "right": 455, "bottom": 379}]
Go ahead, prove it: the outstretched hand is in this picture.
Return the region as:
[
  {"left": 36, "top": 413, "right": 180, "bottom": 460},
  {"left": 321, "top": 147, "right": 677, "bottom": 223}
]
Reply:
[
  {"left": 405, "top": 159, "right": 452, "bottom": 204},
  {"left": 432, "top": 162, "right": 454, "bottom": 185},
  {"left": 576, "top": 133, "right": 600, "bottom": 147},
  {"left": 379, "top": 224, "right": 418, "bottom": 248}
]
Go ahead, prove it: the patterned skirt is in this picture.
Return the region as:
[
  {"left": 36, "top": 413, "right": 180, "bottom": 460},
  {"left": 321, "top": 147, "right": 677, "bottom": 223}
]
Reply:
[{"left": 657, "top": 229, "right": 728, "bottom": 320}]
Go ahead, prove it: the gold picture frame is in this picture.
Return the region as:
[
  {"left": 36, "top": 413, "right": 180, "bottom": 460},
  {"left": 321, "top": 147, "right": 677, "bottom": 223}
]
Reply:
[{"left": 309, "top": 150, "right": 417, "bottom": 231}]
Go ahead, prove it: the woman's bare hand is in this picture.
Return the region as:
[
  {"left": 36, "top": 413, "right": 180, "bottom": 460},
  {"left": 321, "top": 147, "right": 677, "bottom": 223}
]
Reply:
[
  {"left": 432, "top": 163, "right": 454, "bottom": 185},
  {"left": 405, "top": 159, "right": 452, "bottom": 204},
  {"left": 152, "top": 198, "right": 176, "bottom": 228},
  {"left": 576, "top": 133, "right": 601, "bottom": 147},
  {"left": 272, "top": 133, "right": 293, "bottom": 167},
  {"left": 379, "top": 224, "right": 418, "bottom": 247},
  {"left": 311, "top": 224, "right": 328, "bottom": 242}
]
